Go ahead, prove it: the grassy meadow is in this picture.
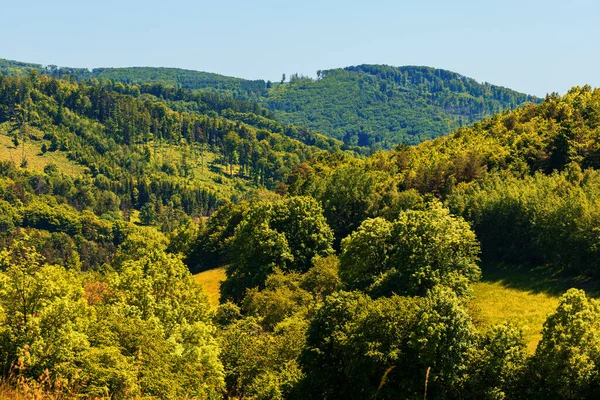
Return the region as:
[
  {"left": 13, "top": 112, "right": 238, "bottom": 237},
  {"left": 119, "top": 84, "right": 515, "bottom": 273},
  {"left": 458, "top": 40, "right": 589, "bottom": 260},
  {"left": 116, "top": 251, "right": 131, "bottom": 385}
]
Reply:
[
  {"left": 194, "top": 262, "right": 599, "bottom": 352},
  {"left": 194, "top": 267, "right": 227, "bottom": 308},
  {"left": 468, "top": 263, "right": 600, "bottom": 352},
  {"left": 469, "top": 280, "right": 559, "bottom": 352},
  {"left": 0, "top": 122, "right": 87, "bottom": 176}
]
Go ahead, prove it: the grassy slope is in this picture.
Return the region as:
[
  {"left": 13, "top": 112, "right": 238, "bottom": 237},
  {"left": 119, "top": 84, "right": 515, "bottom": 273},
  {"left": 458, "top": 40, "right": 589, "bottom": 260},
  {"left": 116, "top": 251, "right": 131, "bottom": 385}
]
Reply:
[
  {"left": 194, "top": 267, "right": 227, "bottom": 308},
  {"left": 468, "top": 263, "right": 600, "bottom": 352},
  {"left": 0, "top": 122, "right": 87, "bottom": 176},
  {"left": 468, "top": 281, "right": 558, "bottom": 353},
  {"left": 151, "top": 142, "right": 255, "bottom": 200},
  {"left": 0, "top": 121, "right": 256, "bottom": 201},
  {"left": 194, "top": 263, "right": 600, "bottom": 352}
]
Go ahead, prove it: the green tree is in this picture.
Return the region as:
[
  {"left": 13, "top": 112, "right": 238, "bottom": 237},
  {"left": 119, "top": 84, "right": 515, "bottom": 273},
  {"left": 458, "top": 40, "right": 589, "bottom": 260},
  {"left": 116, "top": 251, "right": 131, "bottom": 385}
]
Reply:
[
  {"left": 531, "top": 289, "right": 600, "bottom": 399},
  {"left": 114, "top": 249, "right": 211, "bottom": 333},
  {"left": 186, "top": 201, "right": 250, "bottom": 272},
  {"left": 339, "top": 217, "right": 393, "bottom": 291},
  {"left": 219, "top": 316, "right": 305, "bottom": 399},
  {"left": 466, "top": 322, "right": 528, "bottom": 399},
  {"left": 339, "top": 202, "right": 480, "bottom": 297},
  {"left": 299, "top": 255, "right": 342, "bottom": 300},
  {"left": 223, "top": 131, "right": 240, "bottom": 176},
  {"left": 242, "top": 269, "right": 313, "bottom": 330},
  {"left": 0, "top": 238, "right": 91, "bottom": 382},
  {"left": 221, "top": 196, "right": 333, "bottom": 303},
  {"left": 300, "top": 287, "right": 478, "bottom": 399},
  {"left": 139, "top": 202, "right": 157, "bottom": 226}
]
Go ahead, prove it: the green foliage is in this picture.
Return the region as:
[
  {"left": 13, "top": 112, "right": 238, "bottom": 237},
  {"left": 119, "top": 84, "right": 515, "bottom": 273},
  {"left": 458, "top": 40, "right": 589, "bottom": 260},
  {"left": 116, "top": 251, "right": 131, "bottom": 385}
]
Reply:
[
  {"left": 0, "top": 236, "right": 225, "bottom": 399},
  {"left": 91, "top": 66, "right": 269, "bottom": 101},
  {"left": 186, "top": 201, "right": 250, "bottom": 272},
  {"left": 3, "top": 59, "right": 600, "bottom": 400},
  {"left": 286, "top": 156, "right": 424, "bottom": 244},
  {"left": 448, "top": 169, "right": 600, "bottom": 275},
  {"left": 392, "top": 86, "right": 600, "bottom": 194},
  {"left": 219, "top": 316, "right": 306, "bottom": 399},
  {"left": 530, "top": 289, "right": 600, "bottom": 399},
  {"left": 300, "top": 287, "right": 478, "bottom": 399},
  {"left": 113, "top": 249, "right": 211, "bottom": 332},
  {"left": 112, "top": 225, "right": 168, "bottom": 267},
  {"left": 339, "top": 217, "right": 393, "bottom": 291},
  {"left": 465, "top": 322, "right": 528, "bottom": 399},
  {"left": 221, "top": 196, "right": 333, "bottom": 303},
  {"left": 166, "top": 217, "right": 200, "bottom": 256},
  {"left": 266, "top": 65, "right": 538, "bottom": 148},
  {"left": 340, "top": 202, "right": 481, "bottom": 297},
  {"left": 0, "top": 71, "right": 340, "bottom": 234},
  {"left": 242, "top": 269, "right": 313, "bottom": 330},
  {"left": 287, "top": 87, "right": 600, "bottom": 281},
  {"left": 299, "top": 255, "right": 342, "bottom": 300},
  {"left": 23, "top": 197, "right": 82, "bottom": 235},
  {"left": 0, "top": 238, "right": 89, "bottom": 380},
  {"left": 1, "top": 59, "right": 538, "bottom": 149},
  {"left": 222, "top": 217, "right": 293, "bottom": 303}
]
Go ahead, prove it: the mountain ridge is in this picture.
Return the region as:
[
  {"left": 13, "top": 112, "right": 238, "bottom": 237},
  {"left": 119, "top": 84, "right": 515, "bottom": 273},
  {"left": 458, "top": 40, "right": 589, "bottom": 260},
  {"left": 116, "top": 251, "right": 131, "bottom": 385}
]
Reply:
[
  {"left": 0, "top": 58, "right": 539, "bottom": 148},
  {"left": 0, "top": 57, "right": 537, "bottom": 94}
]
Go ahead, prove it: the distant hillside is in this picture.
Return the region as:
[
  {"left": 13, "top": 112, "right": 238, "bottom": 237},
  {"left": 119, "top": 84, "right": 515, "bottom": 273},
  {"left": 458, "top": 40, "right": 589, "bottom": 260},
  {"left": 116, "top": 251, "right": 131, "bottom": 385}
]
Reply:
[
  {"left": 0, "top": 58, "right": 539, "bottom": 147},
  {"left": 0, "top": 59, "right": 269, "bottom": 100},
  {"left": 0, "top": 72, "right": 341, "bottom": 238},
  {"left": 267, "top": 65, "right": 539, "bottom": 147}
]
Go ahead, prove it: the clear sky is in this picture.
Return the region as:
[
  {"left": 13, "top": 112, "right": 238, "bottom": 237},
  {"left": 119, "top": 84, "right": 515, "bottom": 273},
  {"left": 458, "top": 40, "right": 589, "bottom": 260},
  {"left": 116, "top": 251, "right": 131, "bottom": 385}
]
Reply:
[{"left": 1, "top": 0, "right": 598, "bottom": 96}]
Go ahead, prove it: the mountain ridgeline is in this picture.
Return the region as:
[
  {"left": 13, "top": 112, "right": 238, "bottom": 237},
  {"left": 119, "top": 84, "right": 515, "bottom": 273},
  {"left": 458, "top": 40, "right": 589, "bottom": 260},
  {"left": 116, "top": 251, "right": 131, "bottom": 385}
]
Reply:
[
  {"left": 1, "top": 58, "right": 539, "bottom": 147},
  {"left": 266, "top": 65, "right": 539, "bottom": 147}
]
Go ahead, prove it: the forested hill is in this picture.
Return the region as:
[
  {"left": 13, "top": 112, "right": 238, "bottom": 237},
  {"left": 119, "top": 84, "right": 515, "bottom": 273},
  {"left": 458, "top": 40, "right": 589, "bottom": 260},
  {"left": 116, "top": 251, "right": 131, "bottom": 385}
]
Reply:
[
  {"left": 0, "top": 72, "right": 343, "bottom": 240},
  {"left": 0, "top": 59, "right": 268, "bottom": 100},
  {"left": 283, "top": 85, "right": 600, "bottom": 274},
  {"left": 265, "top": 65, "right": 539, "bottom": 147},
  {"left": 0, "top": 58, "right": 539, "bottom": 148}
]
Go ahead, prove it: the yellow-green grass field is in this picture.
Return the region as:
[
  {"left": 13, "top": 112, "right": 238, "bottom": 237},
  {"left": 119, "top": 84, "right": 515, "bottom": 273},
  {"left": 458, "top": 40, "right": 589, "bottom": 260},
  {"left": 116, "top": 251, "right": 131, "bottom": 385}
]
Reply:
[
  {"left": 468, "top": 281, "right": 559, "bottom": 353},
  {"left": 468, "top": 263, "right": 600, "bottom": 352},
  {"left": 194, "top": 267, "right": 227, "bottom": 308},
  {"left": 194, "top": 263, "right": 599, "bottom": 352},
  {"left": 0, "top": 123, "right": 87, "bottom": 176}
]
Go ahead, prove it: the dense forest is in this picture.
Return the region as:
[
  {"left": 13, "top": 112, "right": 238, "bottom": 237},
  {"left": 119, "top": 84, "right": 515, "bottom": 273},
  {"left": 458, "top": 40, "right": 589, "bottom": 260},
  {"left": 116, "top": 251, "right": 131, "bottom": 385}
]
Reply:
[
  {"left": 0, "top": 59, "right": 267, "bottom": 101},
  {"left": 0, "top": 71, "right": 345, "bottom": 224},
  {"left": 0, "top": 59, "right": 538, "bottom": 148},
  {"left": 265, "top": 65, "right": 539, "bottom": 147},
  {"left": 1, "top": 63, "right": 600, "bottom": 399}
]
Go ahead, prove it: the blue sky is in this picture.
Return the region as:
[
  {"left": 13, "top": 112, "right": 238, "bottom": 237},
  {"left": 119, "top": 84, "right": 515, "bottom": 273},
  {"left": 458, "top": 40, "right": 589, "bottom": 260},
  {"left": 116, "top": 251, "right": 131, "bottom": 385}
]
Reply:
[{"left": 1, "top": 0, "right": 598, "bottom": 96}]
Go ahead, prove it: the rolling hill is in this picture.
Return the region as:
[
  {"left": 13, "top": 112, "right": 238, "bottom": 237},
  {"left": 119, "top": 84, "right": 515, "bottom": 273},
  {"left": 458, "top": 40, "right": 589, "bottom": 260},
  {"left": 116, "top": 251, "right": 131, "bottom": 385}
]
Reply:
[{"left": 0, "top": 58, "right": 539, "bottom": 148}]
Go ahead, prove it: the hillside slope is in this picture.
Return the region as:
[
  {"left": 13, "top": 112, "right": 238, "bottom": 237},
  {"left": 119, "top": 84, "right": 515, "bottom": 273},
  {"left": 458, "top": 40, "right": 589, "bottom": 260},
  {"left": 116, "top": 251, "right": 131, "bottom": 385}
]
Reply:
[
  {"left": 266, "top": 65, "right": 538, "bottom": 147},
  {"left": 0, "top": 58, "right": 538, "bottom": 148},
  {"left": 0, "top": 72, "right": 341, "bottom": 234}
]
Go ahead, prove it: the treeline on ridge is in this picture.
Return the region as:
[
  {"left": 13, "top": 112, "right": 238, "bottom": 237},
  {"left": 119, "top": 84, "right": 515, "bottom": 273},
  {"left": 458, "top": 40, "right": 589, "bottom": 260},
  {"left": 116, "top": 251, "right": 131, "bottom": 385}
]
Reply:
[{"left": 1, "top": 58, "right": 538, "bottom": 149}]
